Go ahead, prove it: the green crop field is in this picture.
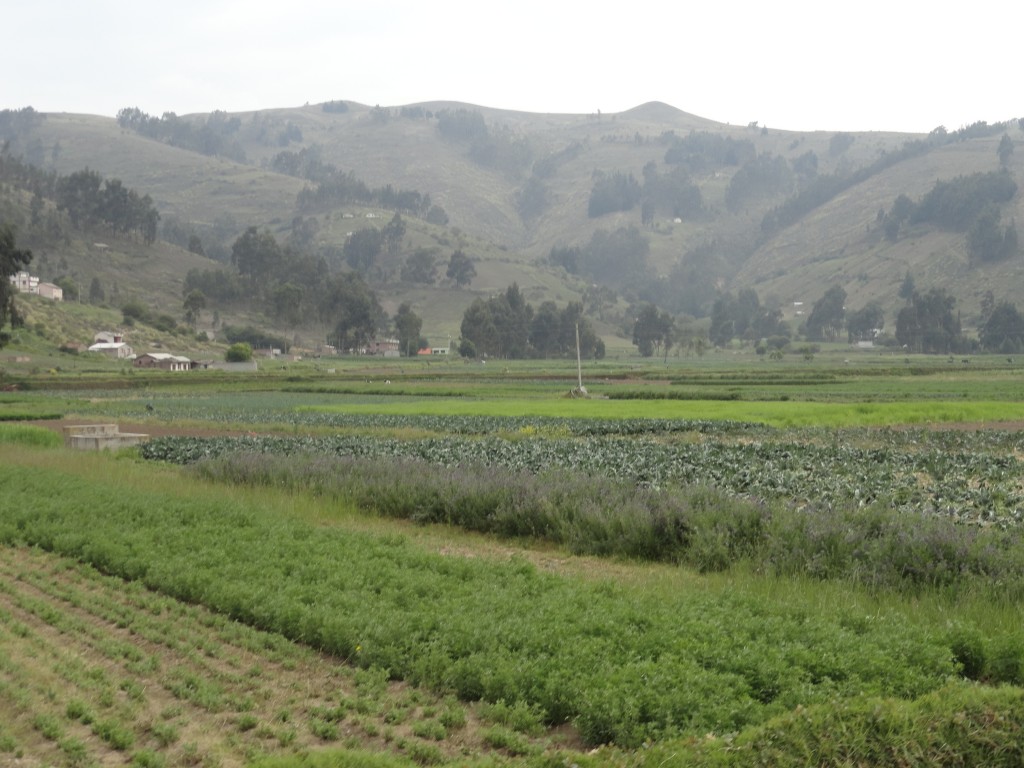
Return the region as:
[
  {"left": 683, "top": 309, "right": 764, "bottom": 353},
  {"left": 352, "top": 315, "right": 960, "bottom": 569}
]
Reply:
[{"left": 3, "top": 356, "right": 1024, "bottom": 766}]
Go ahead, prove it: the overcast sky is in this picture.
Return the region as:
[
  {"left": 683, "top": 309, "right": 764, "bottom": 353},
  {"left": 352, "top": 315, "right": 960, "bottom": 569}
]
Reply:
[{"left": 4, "top": 0, "right": 1019, "bottom": 134}]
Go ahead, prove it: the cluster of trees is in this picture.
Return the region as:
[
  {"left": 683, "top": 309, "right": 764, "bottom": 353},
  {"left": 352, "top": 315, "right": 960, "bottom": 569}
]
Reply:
[
  {"left": 517, "top": 141, "right": 584, "bottom": 221},
  {"left": 121, "top": 298, "right": 190, "bottom": 336},
  {"left": 182, "top": 226, "right": 386, "bottom": 349},
  {"left": 286, "top": 151, "right": 447, "bottom": 224},
  {"left": 587, "top": 171, "right": 642, "bottom": 217},
  {"left": 435, "top": 108, "right": 533, "bottom": 177},
  {"left": 222, "top": 324, "right": 290, "bottom": 353},
  {"left": 55, "top": 170, "right": 159, "bottom": 243},
  {"left": 725, "top": 154, "right": 793, "bottom": 212},
  {"left": 459, "top": 284, "right": 604, "bottom": 360},
  {"left": 708, "top": 289, "right": 788, "bottom": 346},
  {"left": 587, "top": 164, "right": 703, "bottom": 221},
  {"left": 762, "top": 122, "right": 1015, "bottom": 237},
  {"left": 0, "top": 107, "right": 45, "bottom": 148},
  {"left": 662, "top": 130, "right": 756, "bottom": 171},
  {"left": 631, "top": 304, "right": 676, "bottom": 358},
  {"left": 549, "top": 226, "right": 652, "bottom": 291},
  {"left": 883, "top": 170, "right": 1018, "bottom": 264},
  {"left": 895, "top": 288, "right": 966, "bottom": 353},
  {"left": 980, "top": 300, "right": 1024, "bottom": 353},
  {"left": 116, "top": 108, "right": 249, "bottom": 162},
  {"left": 339, "top": 214, "right": 476, "bottom": 286},
  {"left": 0, "top": 150, "right": 159, "bottom": 246}
]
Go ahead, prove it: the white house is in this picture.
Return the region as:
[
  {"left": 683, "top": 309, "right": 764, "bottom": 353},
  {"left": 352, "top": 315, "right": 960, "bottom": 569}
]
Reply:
[{"left": 88, "top": 341, "right": 135, "bottom": 359}]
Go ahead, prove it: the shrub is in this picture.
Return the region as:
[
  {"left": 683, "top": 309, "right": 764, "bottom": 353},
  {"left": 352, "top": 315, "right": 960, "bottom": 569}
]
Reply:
[{"left": 225, "top": 342, "right": 252, "bottom": 363}]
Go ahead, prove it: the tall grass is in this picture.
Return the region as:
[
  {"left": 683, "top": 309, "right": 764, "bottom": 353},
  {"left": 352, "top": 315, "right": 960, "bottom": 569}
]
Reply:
[
  {"left": 0, "top": 424, "right": 62, "bottom": 448},
  {"left": 189, "top": 451, "right": 1024, "bottom": 597},
  {"left": 645, "top": 683, "right": 1024, "bottom": 768}
]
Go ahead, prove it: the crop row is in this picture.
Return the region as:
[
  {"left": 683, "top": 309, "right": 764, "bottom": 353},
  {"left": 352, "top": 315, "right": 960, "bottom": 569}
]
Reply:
[
  {"left": 141, "top": 434, "right": 1024, "bottom": 526},
  {"left": 0, "top": 461, "right": 971, "bottom": 748}
]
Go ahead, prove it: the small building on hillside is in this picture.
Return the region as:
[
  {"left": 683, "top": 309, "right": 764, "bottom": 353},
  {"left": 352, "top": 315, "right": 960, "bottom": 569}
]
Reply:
[
  {"left": 367, "top": 338, "right": 400, "bottom": 357},
  {"left": 37, "top": 282, "right": 63, "bottom": 301},
  {"left": 88, "top": 341, "right": 135, "bottom": 359},
  {"left": 9, "top": 271, "right": 38, "bottom": 293},
  {"left": 93, "top": 331, "right": 126, "bottom": 345},
  {"left": 9, "top": 271, "right": 62, "bottom": 301},
  {"left": 133, "top": 352, "right": 191, "bottom": 371}
]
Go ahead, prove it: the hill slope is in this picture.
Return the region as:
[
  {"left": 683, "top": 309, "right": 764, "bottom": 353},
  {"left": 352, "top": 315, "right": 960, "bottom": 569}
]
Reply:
[{"left": 3, "top": 102, "right": 1022, "bottom": 344}]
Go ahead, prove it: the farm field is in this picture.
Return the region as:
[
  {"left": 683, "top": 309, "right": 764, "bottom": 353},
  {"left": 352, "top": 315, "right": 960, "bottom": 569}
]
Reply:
[{"left": 3, "top": 354, "right": 1024, "bottom": 766}]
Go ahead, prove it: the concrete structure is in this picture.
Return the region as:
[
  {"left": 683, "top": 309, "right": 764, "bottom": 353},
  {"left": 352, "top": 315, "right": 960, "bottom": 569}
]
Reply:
[
  {"left": 9, "top": 271, "right": 62, "bottom": 301},
  {"left": 63, "top": 424, "right": 149, "bottom": 451},
  {"left": 133, "top": 352, "right": 191, "bottom": 371},
  {"left": 207, "top": 360, "right": 259, "bottom": 372},
  {"left": 88, "top": 341, "right": 135, "bottom": 359},
  {"left": 37, "top": 282, "right": 63, "bottom": 301}
]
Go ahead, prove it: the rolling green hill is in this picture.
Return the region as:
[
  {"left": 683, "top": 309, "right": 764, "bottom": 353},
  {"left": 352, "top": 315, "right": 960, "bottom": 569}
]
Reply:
[{"left": 3, "top": 101, "right": 1022, "bottom": 348}]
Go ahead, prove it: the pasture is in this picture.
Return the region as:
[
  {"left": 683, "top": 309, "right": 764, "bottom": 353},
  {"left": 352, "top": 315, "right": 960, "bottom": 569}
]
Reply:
[{"left": 2, "top": 352, "right": 1024, "bottom": 766}]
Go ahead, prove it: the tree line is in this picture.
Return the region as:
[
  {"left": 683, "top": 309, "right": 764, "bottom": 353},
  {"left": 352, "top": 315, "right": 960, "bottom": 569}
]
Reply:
[
  {"left": 281, "top": 146, "right": 448, "bottom": 224},
  {"left": 881, "top": 169, "right": 1018, "bottom": 264},
  {"left": 458, "top": 283, "right": 604, "bottom": 360}
]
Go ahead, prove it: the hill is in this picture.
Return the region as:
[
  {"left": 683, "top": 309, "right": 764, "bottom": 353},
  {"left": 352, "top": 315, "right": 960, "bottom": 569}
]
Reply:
[{"left": 2, "top": 102, "right": 1022, "bottom": 350}]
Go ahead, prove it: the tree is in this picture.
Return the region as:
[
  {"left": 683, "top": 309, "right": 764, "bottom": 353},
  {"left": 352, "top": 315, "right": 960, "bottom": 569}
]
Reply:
[
  {"left": 708, "top": 293, "right": 737, "bottom": 347},
  {"left": 579, "top": 226, "right": 651, "bottom": 289},
  {"left": 458, "top": 284, "right": 533, "bottom": 359},
  {"left": 529, "top": 301, "right": 563, "bottom": 358},
  {"left": 446, "top": 249, "right": 477, "bottom": 287},
  {"left": 401, "top": 247, "right": 439, "bottom": 284},
  {"left": 967, "top": 205, "right": 1018, "bottom": 264},
  {"left": 182, "top": 289, "right": 207, "bottom": 329},
  {"left": 231, "top": 227, "right": 282, "bottom": 286},
  {"left": 225, "top": 342, "right": 253, "bottom": 362},
  {"left": 805, "top": 285, "right": 846, "bottom": 341},
  {"left": 632, "top": 303, "right": 674, "bottom": 357},
  {"left": 846, "top": 302, "right": 884, "bottom": 343},
  {"left": 55, "top": 276, "right": 78, "bottom": 302},
  {"left": 998, "top": 134, "right": 1014, "bottom": 167},
  {"left": 895, "top": 288, "right": 962, "bottom": 353},
  {"left": 383, "top": 213, "right": 406, "bottom": 257},
  {"left": 88, "top": 277, "right": 105, "bottom": 304},
  {"left": 393, "top": 303, "right": 423, "bottom": 357},
  {"left": 898, "top": 271, "right": 916, "bottom": 301},
  {"left": 587, "top": 171, "right": 643, "bottom": 217},
  {"left": 980, "top": 301, "right": 1024, "bottom": 352},
  {"left": 343, "top": 228, "right": 383, "bottom": 274},
  {"left": 0, "top": 225, "right": 32, "bottom": 347},
  {"left": 271, "top": 282, "right": 304, "bottom": 327},
  {"left": 318, "top": 272, "right": 382, "bottom": 353},
  {"left": 460, "top": 299, "right": 499, "bottom": 358}
]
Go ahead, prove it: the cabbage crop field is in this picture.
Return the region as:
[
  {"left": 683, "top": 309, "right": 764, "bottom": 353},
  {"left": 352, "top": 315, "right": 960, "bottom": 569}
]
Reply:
[{"left": 3, "top": 354, "right": 1024, "bottom": 767}]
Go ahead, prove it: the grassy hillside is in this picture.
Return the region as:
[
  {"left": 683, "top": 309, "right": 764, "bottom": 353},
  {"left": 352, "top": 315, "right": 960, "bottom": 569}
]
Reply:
[{"left": 3, "top": 101, "right": 1022, "bottom": 345}]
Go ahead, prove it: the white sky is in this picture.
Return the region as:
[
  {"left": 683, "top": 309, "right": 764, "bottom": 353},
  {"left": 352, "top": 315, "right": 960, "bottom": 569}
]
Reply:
[{"left": 3, "top": 0, "right": 1020, "bottom": 134}]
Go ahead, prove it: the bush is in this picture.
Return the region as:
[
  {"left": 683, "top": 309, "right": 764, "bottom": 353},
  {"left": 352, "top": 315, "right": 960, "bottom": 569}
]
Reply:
[{"left": 225, "top": 342, "right": 252, "bottom": 363}]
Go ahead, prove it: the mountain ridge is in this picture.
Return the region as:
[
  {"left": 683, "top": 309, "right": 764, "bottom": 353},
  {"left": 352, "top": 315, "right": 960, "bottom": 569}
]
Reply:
[{"left": 2, "top": 100, "right": 1021, "bottom": 346}]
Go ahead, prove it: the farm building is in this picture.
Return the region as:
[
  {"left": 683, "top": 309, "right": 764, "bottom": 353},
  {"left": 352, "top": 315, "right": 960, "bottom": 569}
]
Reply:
[
  {"left": 133, "top": 352, "right": 191, "bottom": 371},
  {"left": 88, "top": 341, "right": 134, "bottom": 359}
]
